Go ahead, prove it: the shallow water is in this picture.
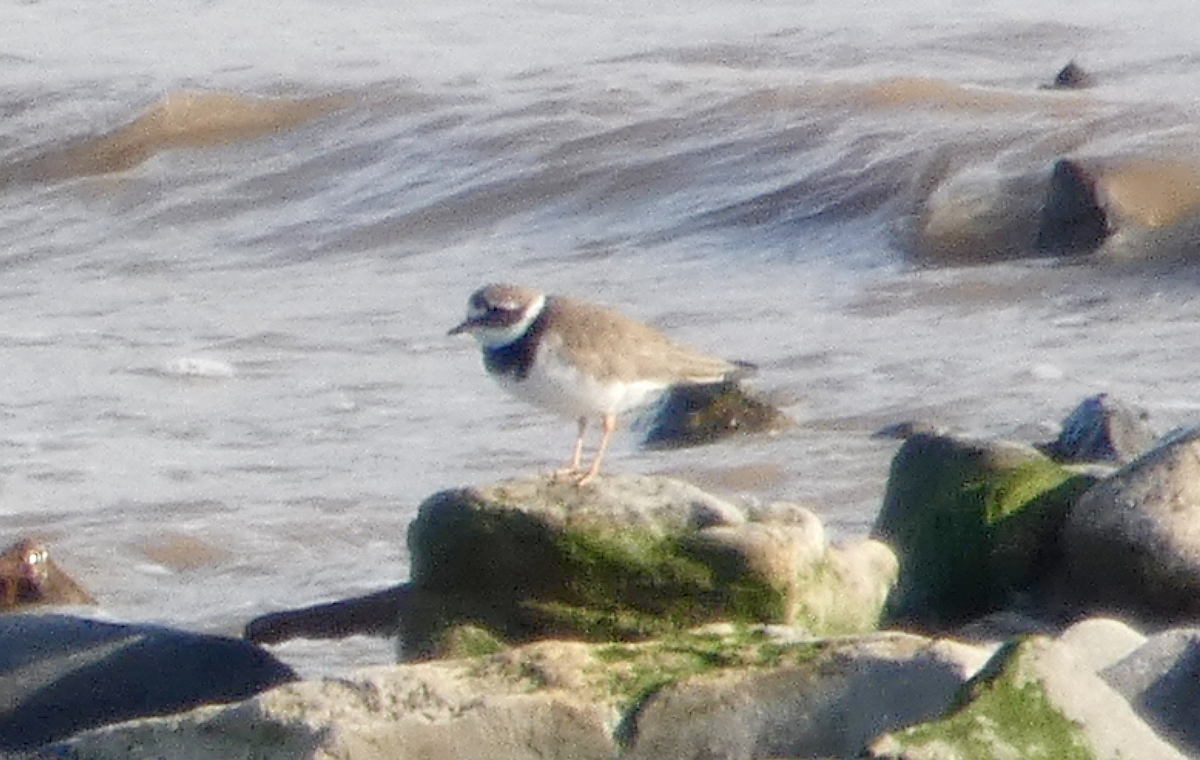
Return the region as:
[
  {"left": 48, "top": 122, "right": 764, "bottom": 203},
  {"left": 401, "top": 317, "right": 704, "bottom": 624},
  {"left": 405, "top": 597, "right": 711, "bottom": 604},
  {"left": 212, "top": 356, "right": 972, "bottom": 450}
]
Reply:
[{"left": 5, "top": 0, "right": 1200, "bottom": 677}]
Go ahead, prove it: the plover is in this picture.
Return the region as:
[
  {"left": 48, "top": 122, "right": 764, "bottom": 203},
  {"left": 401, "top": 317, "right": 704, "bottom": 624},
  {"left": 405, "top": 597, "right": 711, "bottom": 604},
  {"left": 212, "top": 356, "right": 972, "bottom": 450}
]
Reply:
[{"left": 449, "top": 283, "right": 753, "bottom": 485}]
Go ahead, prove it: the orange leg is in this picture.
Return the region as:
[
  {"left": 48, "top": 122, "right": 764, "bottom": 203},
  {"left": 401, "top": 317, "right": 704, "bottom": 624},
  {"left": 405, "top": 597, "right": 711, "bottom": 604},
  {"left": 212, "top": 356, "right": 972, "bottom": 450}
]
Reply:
[
  {"left": 554, "top": 416, "right": 588, "bottom": 479},
  {"left": 576, "top": 413, "right": 616, "bottom": 486}
]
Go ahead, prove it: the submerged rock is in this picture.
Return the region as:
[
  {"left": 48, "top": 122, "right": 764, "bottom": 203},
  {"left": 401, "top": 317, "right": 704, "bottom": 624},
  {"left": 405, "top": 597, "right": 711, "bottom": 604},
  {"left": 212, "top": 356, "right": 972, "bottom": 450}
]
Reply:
[
  {"left": 873, "top": 433, "right": 1097, "bottom": 630},
  {"left": 1043, "top": 60, "right": 1096, "bottom": 90},
  {"left": 0, "top": 614, "right": 296, "bottom": 751}
]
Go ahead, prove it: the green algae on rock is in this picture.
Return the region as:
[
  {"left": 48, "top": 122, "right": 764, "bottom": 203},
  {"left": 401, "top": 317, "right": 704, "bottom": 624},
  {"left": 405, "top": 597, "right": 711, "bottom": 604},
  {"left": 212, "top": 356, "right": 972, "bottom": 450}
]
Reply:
[
  {"left": 55, "top": 628, "right": 993, "bottom": 760},
  {"left": 867, "top": 635, "right": 1186, "bottom": 760},
  {"left": 401, "top": 474, "right": 895, "bottom": 660},
  {"left": 872, "top": 434, "right": 1097, "bottom": 630}
]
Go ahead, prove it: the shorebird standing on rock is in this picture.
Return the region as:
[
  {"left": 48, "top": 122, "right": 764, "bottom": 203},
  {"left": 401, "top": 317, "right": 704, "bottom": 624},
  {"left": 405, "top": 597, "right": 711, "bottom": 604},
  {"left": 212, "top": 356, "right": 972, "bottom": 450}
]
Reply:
[{"left": 449, "top": 283, "right": 754, "bottom": 485}]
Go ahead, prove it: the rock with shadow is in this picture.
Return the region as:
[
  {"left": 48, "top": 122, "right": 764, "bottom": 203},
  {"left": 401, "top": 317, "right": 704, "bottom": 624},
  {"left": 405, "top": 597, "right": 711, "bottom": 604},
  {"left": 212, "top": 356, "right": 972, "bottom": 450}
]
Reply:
[
  {"left": 0, "top": 614, "right": 296, "bottom": 751},
  {"left": 247, "top": 474, "right": 898, "bottom": 663}
]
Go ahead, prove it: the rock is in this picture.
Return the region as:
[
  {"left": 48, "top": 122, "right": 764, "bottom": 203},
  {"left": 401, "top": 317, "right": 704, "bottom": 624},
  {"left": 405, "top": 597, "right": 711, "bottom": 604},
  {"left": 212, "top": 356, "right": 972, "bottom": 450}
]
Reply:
[
  {"left": 907, "top": 148, "right": 1200, "bottom": 265},
  {"left": 245, "top": 585, "right": 409, "bottom": 645},
  {"left": 0, "top": 614, "right": 296, "bottom": 751},
  {"left": 951, "top": 609, "right": 1061, "bottom": 644},
  {"left": 873, "top": 420, "right": 950, "bottom": 440},
  {"left": 1057, "top": 616, "right": 1147, "bottom": 672},
  {"left": 1042, "top": 60, "right": 1096, "bottom": 90},
  {"left": 1037, "top": 158, "right": 1109, "bottom": 256},
  {"left": 1063, "top": 425, "right": 1200, "bottom": 623},
  {"left": 907, "top": 163, "right": 1049, "bottom": 264},
  {"left": 1100, "top": 628, "right": 1200, "bottom": 755},
  {"left": 394, "top": 474, "right": 895, "bottom": 659},
  {"left": 625, "top": 632, "right": 990, "bottom": 760},
  {"left": 55, "top": 628, "right": 992, "bottom": 760},
  {"left": 1039, "top": 393, "right": 1156, "bottom": 465},
  {"left": 867, "top": 635, "right": 1187, "bottom": 760},
  {"left": 54, "top": 641, "right": 617, "bottom": 760},
  {"left": 0, "top": 537, "right": 96, "bottom": 610},
  {"left": 872, "top": 433, "right": 1097, "bottom": 630},
  {"left": 641, "top": 381, "right": 793, "bottom": 449},
  {"left": 248, "top": 480, "right": 896, "bottom": 659}
]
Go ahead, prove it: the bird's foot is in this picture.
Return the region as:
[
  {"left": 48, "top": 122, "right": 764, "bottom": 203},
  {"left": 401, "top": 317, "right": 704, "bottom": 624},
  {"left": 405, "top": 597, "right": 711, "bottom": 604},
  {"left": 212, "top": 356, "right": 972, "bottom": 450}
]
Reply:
[{"left": 550, "top": 466, "right": 600, "bottom": 487}]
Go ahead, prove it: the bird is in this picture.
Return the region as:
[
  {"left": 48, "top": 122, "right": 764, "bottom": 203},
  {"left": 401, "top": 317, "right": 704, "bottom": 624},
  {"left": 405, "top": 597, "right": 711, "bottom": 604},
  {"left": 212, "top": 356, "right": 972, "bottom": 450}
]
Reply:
[{"left": 448, "top": 283, "right": 753, "bottom": 485}]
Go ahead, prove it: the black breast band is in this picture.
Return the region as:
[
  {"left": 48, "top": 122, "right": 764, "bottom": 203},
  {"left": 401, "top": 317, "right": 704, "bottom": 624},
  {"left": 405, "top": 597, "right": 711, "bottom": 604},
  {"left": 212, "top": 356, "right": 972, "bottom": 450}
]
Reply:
[{"left": 482, "top": 303, "right": 552, "bottom": 380}]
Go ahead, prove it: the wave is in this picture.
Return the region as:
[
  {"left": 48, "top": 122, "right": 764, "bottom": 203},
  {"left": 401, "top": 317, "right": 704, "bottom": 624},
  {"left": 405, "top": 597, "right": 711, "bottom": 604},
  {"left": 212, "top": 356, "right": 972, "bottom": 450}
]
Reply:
[
  {"left": 0, "top": 90, "right": 349, "bottom": 185},
  {"left": 5, "top": 74, "right": 1200, "bottom": 268}
]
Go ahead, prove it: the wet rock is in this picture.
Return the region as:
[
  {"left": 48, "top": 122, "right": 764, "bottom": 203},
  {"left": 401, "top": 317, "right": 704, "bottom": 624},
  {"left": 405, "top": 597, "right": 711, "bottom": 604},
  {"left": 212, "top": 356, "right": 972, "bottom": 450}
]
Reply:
[
  {"left": 872, "top": 433, "right": 1098, "bottom": 630},
  {"left": 867, "top": 635, "right": 1186, "bottom": 760},
  {"left": 641, "top": 380, "right": 792, "bottom": 449},
  {"left": 1063, "top": 425, "right": 1200, "bottom": 623},
  {"left": 398, "top": 474, "right": 897, "bottom": 659},
  {"left": 873, "top": 420, "right": 950, "bottom": 440},
  {"left": 0, "top": 537, "right": 96, "bottom": 611},
  {"left": 1043, "top": 60, "right": 1096, "bottom": 90},
  {"left": 0, "top": 614, "right": 296, "bottom": 751},
  {"left": 55, "top": 628, "right": 991, "bottom": 760},
  {"left": 908, "top": 150, "right": 1200, "bottom": 265},
  {"left": 1039, "top": 393, "right": 1156, "bottom": 465},
  {"left": 1055, "top": 157, "right": 1200, "bottom": 262},
  {"left": 1037, "top": 158, "right": 1109, "bottom": 255},
  {"left": 245, "top": 585, "right": 409, "bottom": 645},
  {"left": 907, "top": 164, "right": 1049, "bottom": 264}
]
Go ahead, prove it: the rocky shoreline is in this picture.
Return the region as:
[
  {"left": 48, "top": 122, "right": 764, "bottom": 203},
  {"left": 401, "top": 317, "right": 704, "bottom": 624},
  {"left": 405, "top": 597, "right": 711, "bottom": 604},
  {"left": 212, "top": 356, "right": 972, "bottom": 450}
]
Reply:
[{"left": 9, "top": 394, "right": 1200, "bottom": 758}]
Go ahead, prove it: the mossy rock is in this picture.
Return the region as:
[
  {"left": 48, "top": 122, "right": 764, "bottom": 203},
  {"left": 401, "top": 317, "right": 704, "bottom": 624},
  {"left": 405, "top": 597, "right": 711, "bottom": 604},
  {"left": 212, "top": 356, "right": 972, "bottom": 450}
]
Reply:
[
  {"left": 872, "top": 434, "right": 1097, "bottom": 629},
  {"left": 869, "top": 639, "right": 1094, "bottom": 759},
  {"left": 402, "top": 475, "right": 891, "bottom": 660},
  {"left": 867, "top": 634, "right": 1185, "bottom": 760}
]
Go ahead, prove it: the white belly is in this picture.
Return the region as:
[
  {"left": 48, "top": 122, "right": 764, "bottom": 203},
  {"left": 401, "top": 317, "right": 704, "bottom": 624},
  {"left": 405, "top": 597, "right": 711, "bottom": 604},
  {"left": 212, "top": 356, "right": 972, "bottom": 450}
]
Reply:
[{"left": 495, "top": 345, "right": 668, "bottom": 420}]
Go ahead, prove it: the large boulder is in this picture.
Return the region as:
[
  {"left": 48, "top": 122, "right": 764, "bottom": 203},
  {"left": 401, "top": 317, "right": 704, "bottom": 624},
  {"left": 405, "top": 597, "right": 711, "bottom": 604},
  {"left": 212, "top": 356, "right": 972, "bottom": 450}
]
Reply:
[
  {"left": 1064, "top": 425, "right": 1200, "bottom": 623},
  {"left": 873, "top": 433, "right": 1097, "bottom": 630},
  {"left": 55, "top": 627, "right": 991, "bottom": 760},
  {"left": 399, "top": 474, "right": 897, "bottom": 659},
  {"left": 867, "top": 635, "right": 1187, "bottom": 760},
  {"left": 0, "top": 614, "right": 296, "bottom": 751}
]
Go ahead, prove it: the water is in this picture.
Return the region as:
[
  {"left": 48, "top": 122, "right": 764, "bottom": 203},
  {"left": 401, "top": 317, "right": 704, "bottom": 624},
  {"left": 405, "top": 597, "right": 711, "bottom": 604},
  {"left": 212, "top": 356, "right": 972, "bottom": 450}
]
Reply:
[{"left": 5, "top": 0, "right": 1200, "bottom": 677}]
